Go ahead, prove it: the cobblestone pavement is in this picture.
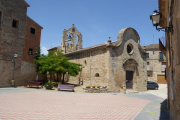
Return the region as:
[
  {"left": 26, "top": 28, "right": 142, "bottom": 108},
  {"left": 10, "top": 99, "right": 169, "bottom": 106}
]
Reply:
[{"left": 0, "top": 88, "right": 169, "bottom": 120}]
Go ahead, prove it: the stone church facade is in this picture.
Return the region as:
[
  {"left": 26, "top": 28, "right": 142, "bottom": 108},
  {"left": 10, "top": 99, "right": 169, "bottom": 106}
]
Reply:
[{"left": 51, "top": 25, "right": 147, "bottom": 93}]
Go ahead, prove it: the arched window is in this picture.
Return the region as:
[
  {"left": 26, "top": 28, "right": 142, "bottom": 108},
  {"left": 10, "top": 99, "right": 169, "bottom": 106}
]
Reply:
[{"left": 95, "top": 73, "right": 100, "bottom": 77}]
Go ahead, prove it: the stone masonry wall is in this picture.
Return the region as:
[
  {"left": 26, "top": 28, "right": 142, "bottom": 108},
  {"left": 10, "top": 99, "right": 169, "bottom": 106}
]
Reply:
[
  {"left": 67, "top": 47, "right": 108, "bottom": 87},
  {"left": 20, "top": 61, "right": 46, "bottom": 85},
  {"left": 165, "top": 0, "right": 180, "bottom": 119},
  {"left": 0, "top": 0, "right": 28, "bottom": 87},
  {"left": 146, "top": 50, "right": 166, "bottom": 82}
]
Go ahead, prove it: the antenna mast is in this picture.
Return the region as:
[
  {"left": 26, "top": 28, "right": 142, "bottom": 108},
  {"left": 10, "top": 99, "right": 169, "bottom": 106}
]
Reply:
[{"left": 153, "top": 35, "right": 154, "bottom": 44}]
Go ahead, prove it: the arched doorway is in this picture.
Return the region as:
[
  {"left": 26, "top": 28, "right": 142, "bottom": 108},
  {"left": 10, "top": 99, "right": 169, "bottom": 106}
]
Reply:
[{"left": 123, "top": 59, "right": 138, "bottom": 89}]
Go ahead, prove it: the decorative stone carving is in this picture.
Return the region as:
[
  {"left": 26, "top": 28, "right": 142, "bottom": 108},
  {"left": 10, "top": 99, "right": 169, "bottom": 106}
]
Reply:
[{"left": 123, "top": 59, "right": 138, "bottom": 70}]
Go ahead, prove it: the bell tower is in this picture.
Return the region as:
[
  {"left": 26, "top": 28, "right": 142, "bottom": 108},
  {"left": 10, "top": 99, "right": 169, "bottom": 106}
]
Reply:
[{"left": 62, "top": 24, "right": 83, "bottom": 53}]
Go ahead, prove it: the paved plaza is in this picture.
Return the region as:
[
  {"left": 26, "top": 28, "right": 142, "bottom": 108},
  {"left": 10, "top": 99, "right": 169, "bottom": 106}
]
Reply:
[{"left": 0, "top": 88, "right": 169, "bottom": 120}]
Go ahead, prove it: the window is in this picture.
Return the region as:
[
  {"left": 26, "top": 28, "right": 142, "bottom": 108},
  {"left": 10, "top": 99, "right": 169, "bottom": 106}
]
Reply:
[
  {"left": 95, "top": 73, "right": 99, "bottom": 77},
  {"left": 146, "top": 53, "right": 149, "bottom": 58},
  {"left": 30, "top": 27, "right": 36, "bottom": 34},
  {"left": 29, "top": 48, "right": 33, "bottom": 55},
  {"left": 127, "top": 44, "right": 133, "bottom": 54},
  {"left": 0, "top": 11, "right": 2, "bottom": 27},
  {"left": 159, "top": 52, "right": 163, "bottom": 59},
  {"left": 12, "top": 19, "right": 18, "bottom": 28},
  {"left": 84, "top": 60, "right": 87, "bottom": 65}
]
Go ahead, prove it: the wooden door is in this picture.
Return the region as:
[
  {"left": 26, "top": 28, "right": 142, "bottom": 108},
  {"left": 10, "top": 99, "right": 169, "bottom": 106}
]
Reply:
[
  {"left": 126, "top": 71, "right": 133, "bottom": 89},
  {"left": 157, "top": 75, "right": 167, "bottom": 84}
]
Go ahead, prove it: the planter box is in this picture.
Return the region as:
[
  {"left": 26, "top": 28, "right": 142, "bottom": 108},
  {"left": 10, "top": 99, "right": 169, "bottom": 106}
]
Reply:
[{"left": 45, "top": 86, "right": 53, "bottom": 89}]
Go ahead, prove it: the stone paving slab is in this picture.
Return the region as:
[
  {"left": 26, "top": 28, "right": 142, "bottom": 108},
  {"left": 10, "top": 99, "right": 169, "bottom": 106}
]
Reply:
[
  {"left": 0, "top": 89, "right": 149, "bottom": 120},
  {"left": 0, "top": 88, "right": 170, "bottom": 120}
]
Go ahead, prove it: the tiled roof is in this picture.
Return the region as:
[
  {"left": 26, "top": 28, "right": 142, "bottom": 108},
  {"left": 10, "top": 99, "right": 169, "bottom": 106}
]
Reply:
[
  {"left": 144, "top": 44, "right": 159, "bottom": 51},
  {"left": 47, "top": 47, "right": 58, "bottom": 51}
]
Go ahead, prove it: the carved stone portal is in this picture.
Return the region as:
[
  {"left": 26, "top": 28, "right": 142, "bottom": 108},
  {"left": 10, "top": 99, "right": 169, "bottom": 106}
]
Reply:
[{"left": 123, "top": 59, "right": 138, "bottom": 71}]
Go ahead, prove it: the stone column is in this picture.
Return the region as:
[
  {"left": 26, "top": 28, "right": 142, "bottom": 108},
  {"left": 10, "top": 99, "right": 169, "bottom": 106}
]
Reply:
[{"left": 72, "top": 33, "right": 76, "bottom": 51}]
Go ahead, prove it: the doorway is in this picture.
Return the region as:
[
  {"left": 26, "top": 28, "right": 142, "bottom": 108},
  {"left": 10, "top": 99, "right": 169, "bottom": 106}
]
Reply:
[{"left": 126, "top": 71, "right": 133, "bottom": 89}]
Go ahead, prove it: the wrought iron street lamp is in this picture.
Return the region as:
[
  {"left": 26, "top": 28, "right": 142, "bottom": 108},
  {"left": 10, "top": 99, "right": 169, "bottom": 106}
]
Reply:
[
  {"left": 12, "top": 53, "right": 18, "bottom": 87},
  {"left": 150, "top": 10, "right": 173, "bottom": 32}
]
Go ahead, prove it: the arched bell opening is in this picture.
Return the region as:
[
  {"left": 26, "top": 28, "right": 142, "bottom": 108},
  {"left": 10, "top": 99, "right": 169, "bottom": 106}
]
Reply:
[{"left": 68, "top": 33, "right": 72, "bottom": 44}]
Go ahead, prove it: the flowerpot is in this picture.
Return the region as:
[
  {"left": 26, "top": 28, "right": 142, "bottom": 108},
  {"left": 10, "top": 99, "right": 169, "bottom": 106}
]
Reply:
[{"left": 45, "top": 86, "right": 53, "bottom": 89}]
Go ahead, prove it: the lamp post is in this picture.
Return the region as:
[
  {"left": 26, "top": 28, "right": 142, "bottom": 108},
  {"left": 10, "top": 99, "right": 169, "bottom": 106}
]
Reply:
[
  {"left": 150, "top": 10, "right": 173, "bottom": 32},
  {"left": 12, "top": 53, "right": 18, "bottom": 87}
]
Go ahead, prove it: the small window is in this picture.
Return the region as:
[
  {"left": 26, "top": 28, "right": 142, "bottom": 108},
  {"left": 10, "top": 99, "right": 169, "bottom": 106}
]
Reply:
[
  {"left": 30, "top": 27, "right": 36, "bottom": 34},
  {"left": 159, "top": 52, "right": 163, "bottom": 59},
  {"left": 95, "top": 73, "right": 99, "bottom": 77},
  {"left": 84, "top": 60, "right": 87, "bottom": 65},
  {"left": 72, "top": 28, "right": 75, "bottom": 33},
  {"left": 0, "top": 11, "right": 2, "bottom": 27},
  {"left": 146, "top": 53, "right": 149, "bottom": 58},
  {"left": 127, "top": 44, "right": 133, "bottom": 54},
  {"left": 12, "top": 19, "right": 18, "bottom": 28},
  {"left": 29, "top": 48, "right": 33, "bottom": 55}
]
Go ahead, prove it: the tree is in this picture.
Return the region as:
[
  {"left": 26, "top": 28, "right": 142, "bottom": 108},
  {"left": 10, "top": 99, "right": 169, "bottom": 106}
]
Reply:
[
  {"left": 61, "top": 59, "right": 82, "bottom": 84},
  {"left": 34, "top": 47, "right": 41, "bottom": 81},
  {"left": 34, "top": 50, "right": 81, "bottom": 83}
]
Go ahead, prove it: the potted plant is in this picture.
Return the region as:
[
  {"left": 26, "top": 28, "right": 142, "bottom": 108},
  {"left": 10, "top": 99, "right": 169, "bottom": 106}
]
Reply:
[
  {"left": 102, "top": 86, "right": 107, "bottom": 88},
  {"left": 92, "top": 86, "right": 95, "bottom": 88},
  {"left": 97, "top": 85, "right": 101, "bottom": 88},
  {"left": 86, "top": 86, "right": 91, "bottom": 88},
  {"left": 44, "top": 82, "right": 53, "bottom": 89}
]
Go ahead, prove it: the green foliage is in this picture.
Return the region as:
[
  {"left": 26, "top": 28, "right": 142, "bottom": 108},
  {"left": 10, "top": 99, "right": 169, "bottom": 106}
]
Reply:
[
  {"left": 44, "top": 82, "right": 53, "bottom": 87},
  {"left": 34, "top": 50, "right": 82, "bottom": 78},
  {"left": 34, "top": 47, "right": 41, "bottom": 72}
]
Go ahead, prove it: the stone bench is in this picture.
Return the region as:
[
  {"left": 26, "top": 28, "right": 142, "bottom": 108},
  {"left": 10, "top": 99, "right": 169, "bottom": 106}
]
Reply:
[
  {"left": 24, "top": 81, "right": 43, "bottom": 88},
  {"left": 57, "top": 84, "right": 74, "bottom": 92}
]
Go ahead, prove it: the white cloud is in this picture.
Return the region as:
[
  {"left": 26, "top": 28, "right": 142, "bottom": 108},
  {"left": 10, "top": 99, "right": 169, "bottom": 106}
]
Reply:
[{"left": 41, "top": 46, "right": 49, "bottom": 55}]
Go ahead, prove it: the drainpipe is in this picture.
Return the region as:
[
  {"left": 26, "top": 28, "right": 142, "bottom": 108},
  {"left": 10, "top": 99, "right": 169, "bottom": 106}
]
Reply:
[{"left": 89, "top": 51, "right": 92, "bottom": 86}]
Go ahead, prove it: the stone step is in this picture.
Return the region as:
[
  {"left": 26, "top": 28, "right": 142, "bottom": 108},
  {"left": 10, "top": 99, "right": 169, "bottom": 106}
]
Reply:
[{"left": 126, "top": 90, "right": 139, "bottom": 93}]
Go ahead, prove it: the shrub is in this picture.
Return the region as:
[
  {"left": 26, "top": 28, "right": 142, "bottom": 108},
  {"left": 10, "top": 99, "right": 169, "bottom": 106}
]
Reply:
[{"left": 44, "top": 82, "right": 53, "bottom": 87}]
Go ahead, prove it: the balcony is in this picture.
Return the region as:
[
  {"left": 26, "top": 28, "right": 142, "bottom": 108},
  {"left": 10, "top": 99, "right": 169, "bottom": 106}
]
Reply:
[
  {"left": 161, "top": 67, "right": 166, "bottom": 71},
  {"left": 147, "top": 66, "right": 153, "bottom": 71},
  {"left": 159, "top": 57, "right": 165, "bottom": 61}
]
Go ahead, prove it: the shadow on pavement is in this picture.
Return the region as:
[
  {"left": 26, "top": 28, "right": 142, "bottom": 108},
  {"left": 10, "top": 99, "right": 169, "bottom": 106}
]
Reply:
[{"left": 159, "top": 99, "right": 170, "bottom": 120}]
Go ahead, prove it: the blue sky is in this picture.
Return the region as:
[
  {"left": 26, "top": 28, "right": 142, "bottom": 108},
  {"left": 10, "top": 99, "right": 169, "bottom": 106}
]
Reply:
[{"left": 25, "top": 0, "right": 164, "bottom": 55}]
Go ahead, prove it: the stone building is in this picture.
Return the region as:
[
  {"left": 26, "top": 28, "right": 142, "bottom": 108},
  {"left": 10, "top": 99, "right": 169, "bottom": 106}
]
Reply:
[
  {"left": 143, "top": 44, "right": 166, "bottom": 84},
  {"left": 50, "top": 25, "right": 148, "bottom": 93},
  {"left": 0, "top": 0, "right": 44, "bottom": 87},
  {"left": 157, "top": 0, "right": 180, "bottom": 119}
]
